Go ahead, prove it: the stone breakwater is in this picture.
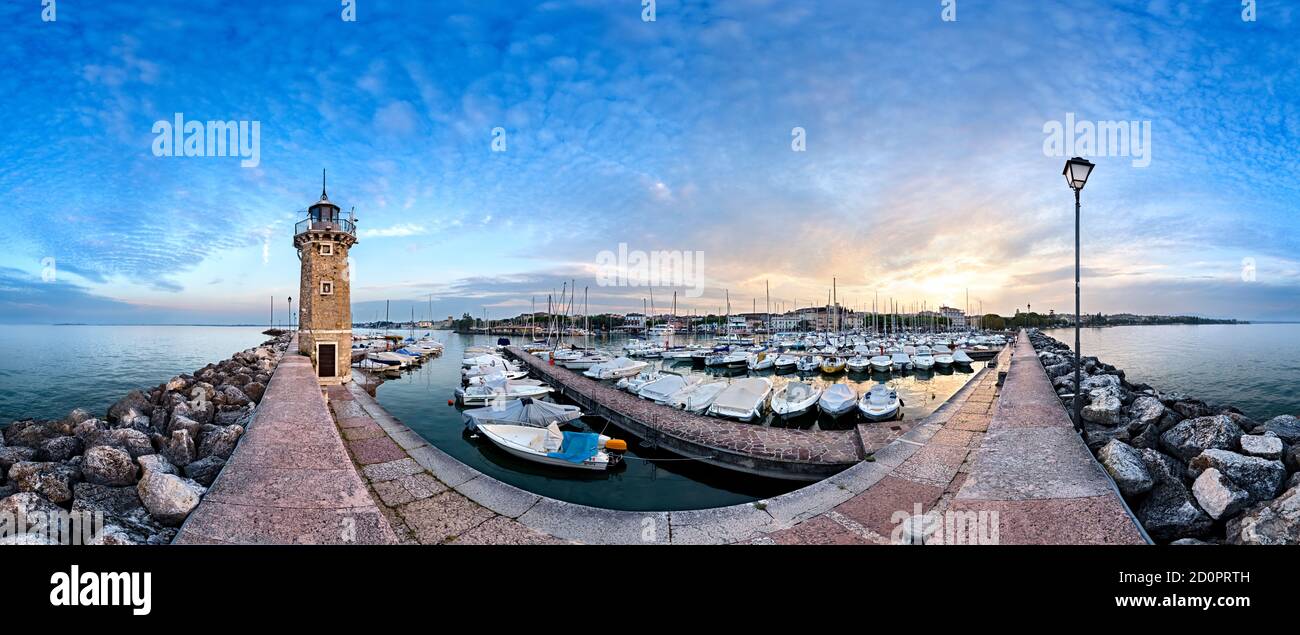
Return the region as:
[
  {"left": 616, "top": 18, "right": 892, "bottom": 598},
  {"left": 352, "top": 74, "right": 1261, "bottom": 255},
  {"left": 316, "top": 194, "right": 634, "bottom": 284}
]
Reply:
[
  {"left": 0, "top": 333, "right": 292, "bottom": 544},
  {"left": 1028, "top": 329, "right": 1300, "bottom": 545}
]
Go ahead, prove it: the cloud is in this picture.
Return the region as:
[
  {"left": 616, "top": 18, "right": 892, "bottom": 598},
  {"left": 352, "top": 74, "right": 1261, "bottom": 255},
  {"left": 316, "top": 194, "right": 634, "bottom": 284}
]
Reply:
[{"left": 360, "top": 224, "right": 427, "bottom": 239}]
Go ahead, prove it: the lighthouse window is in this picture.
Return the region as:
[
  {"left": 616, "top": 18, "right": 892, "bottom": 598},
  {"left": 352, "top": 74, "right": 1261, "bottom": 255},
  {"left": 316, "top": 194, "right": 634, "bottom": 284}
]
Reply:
[
  {"left": 320, "top": 281, "right": 334, "bottom": 295},
  {"left": 319, "top": 243, "right": 334, "bottom": 256}
]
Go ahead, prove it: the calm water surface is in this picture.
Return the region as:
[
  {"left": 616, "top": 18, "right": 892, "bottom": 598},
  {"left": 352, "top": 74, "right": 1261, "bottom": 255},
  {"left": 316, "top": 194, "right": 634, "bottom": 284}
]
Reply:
[
  {"left": 1044, "top": 323, "right": 1300, "bottom": 421},
  {"left": 0, "top": 325, "right": 270, "bottom": 423},
  {"left": 374, "top": 331, "right": 983, "bottom": 511}
]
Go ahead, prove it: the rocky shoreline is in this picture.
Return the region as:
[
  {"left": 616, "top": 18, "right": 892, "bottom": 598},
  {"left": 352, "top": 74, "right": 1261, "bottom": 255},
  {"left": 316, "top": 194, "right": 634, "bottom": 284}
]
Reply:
[
  {"left": 1028, "top": 329, "right": 1299, "bottom": 544},
  {"left": 0, "top": 333, "right": 292, "bottom": 544}
]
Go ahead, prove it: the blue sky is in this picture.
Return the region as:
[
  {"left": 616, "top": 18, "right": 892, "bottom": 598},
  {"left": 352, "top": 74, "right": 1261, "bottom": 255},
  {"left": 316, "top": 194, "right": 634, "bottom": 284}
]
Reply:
[{"left": 1, "top": 0, "right": 1297, "bottom": 324}]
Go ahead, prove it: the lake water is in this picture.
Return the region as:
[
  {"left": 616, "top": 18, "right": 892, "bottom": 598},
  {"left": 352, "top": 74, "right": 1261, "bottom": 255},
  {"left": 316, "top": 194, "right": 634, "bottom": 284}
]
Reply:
[
  {"left": 0, "top": 325, "right": 271, "bottom": 423},
  {"left": 372, "top": 331, "right": 984, "bottom": 511},
  {"left": 1043, "top": 323, "right": 1300, "bottom": 421}
]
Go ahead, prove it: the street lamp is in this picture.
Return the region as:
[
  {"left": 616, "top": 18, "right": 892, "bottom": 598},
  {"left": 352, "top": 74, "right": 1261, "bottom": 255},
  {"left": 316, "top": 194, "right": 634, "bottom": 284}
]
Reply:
[
  {"left": 287, "top": 296, "right": 293, "bottom": 331},
  {"left": 1063, "top": 156, "right": 1094, "bottom": 432}
]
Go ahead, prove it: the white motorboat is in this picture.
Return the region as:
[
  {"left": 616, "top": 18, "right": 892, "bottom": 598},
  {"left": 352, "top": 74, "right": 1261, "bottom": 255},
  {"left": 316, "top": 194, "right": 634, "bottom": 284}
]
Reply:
[
  {"left": 869, "top": 355, "right": 893, "bottom": 372},
  {"left": 890, "top": 351, "right": 912, "bottom": 371},
  {"left": 462, "top": 353, "right": 510, "bottom": 369},
  {"left": 461, "top": 397, "right": 583, "bottom": 431},
  {"left": 617, "top": 369, "right": 663, "bottom": 393},
  {"left": 846, "top": 355, "right": 872, "bottom": 373},
  {"left": 952, "top": 349, "right": 975, "bottom": 366},
  {"left": 818, "top": 383, "right": 858, "bottom": 418},
  {"left": 773, "top": 354, "right": 798, "bottom": 372},
  {"left": 771, "top": 381, "right": 822, "bottom": 418},
  {"left": 455, "top": 377, "right": 554, "bottom": 406},
  {"left": 933, "top": 350, "right": 954, "bottom": 367},
  {"left": 463, "top": 364, "right": 525, "bottom": 380},
  {"left": 706, "top": 351, "right": 749, "bottom": 368},
  {"left": 748, "top": 352, "right": 775, "bottom": 371},
  {"left": 562, "top": 353, "right": 611, "bottom": 370},
  {"left": 370, "top": 351, "right": 417, "bottom": 367},
  {"left": 475, "top": 423, "right": 625, "bottom": 471},
  {"left": 583, "top": 357, "right": 650, "bottom": 380},
  {"left": 708, "top": 377, "right": 773, "bottom": 421},
  {"left": 353, "top": 358, "right": 401, "bottom": 375},
  {"left": 858, "top": 384, "right": 901, "bottom": 421},
  {"left": 636, "top": 374, "right": 701, "bottom": 403},
  {"left": 911, "top": 346, "right": 935, "bottom": 371},
  {"left": 659, "top": 348, "right": 696, "bottom": 361},
  {"left": 668, "top": 380, "right": 728, "bottom": 413},
  {"left": 796, "top": 355, "right": 822, "bottom": 373}
]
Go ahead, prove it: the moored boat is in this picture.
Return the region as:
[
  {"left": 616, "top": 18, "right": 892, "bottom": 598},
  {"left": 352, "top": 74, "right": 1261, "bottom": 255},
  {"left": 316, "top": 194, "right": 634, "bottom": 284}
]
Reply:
[{"left": 771, "top": 381, "right": 822, "bottom": 418}]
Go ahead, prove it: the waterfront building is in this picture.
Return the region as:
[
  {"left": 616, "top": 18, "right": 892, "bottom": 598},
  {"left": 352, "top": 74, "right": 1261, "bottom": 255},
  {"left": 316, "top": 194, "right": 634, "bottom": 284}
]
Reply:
[
  {"left": 294, "top": 177, "right": 357, "bottom": 385},
  {"left": 939, "top": 305, "right": 967, "bottom": 329}
]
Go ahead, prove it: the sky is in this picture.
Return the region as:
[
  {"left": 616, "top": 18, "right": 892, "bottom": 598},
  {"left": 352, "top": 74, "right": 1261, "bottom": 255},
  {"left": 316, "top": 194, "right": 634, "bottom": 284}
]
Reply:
[{"left": 1, "top": 0, "right": 1297, "bottom": 325}]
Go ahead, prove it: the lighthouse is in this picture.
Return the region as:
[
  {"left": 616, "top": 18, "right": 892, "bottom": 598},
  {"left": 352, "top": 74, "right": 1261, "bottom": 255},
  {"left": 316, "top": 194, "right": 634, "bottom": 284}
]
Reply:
[{"left": 293, "top": 171, "right": 357, "bottom": 384}]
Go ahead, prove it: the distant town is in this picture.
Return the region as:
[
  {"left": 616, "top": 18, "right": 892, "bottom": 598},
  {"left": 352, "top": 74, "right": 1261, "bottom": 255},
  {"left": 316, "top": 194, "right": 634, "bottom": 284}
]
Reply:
[{"left": 354, "top": 305, "right": 1242, "bottom": 335}]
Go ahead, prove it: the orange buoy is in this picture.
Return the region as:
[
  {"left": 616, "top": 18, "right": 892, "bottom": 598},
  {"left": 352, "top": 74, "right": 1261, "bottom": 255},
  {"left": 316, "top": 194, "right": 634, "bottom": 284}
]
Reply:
[
  {"left": 447, "top": 399, "right": 454, "bottom": 406},
  {"left": 604, "top": 438, "right": 628, "bottom": 452}
]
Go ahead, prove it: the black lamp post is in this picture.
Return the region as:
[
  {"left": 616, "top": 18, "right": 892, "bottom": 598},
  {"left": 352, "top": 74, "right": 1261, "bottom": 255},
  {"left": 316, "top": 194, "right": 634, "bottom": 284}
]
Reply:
[
  {"left": 287, "top": 296, "right": 293, "bottom": 331},
  {"left": 1063, "top": 156, "right": 1095, "bottom": 432}
]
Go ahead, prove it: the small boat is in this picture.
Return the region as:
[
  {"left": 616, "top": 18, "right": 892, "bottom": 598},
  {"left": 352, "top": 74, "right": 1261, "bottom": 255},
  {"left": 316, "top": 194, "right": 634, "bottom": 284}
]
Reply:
[
  {"left": 706, "top": 351, "right": 749, "bottom": 368},
  {"left": 933, "top": 350, "right": 954, "bottom": 367},
  {"left": 562, "top": 353, "right": 611, "bottom": 370},
  {"left": 846, "top": 355, "right": 872, "bottom": 373},
  {"left": 690, "top": 350, "right": 710, "bottom": 366},
  {"left": 911, "top": 346, "right": 935, "bottom": 371},
  {"left": 818, "top": 383, "right": 858, "bottom": 418},
  {"left": 773, "top": 354, "right": 798, "bottom": 372},
  {"left": 858, "top": 384, "right": 901, "bottom": 421},
  {"left": 771, "top": 381, "right": 822, "bottom": 418},
  {"left": 796, "top": 355, "right": 822, "bottom": 373},
  {"left": 869, "top": 355, "right": 893, "bottom": 372},
  {"left": 455, "top": 377, "right": 554, "bottom": 406},
  {"left": 617, "top": 369, "right": 663, "bottom": 393},
  {"left": 748, "top": 352, "right": 775, "bottom": 371},
  {"left": 583, "top": 357, "right": 649, "bottom": 380},
  {"left": 475, "top": 423, "right": 625, "bottom": 471},
  {"left": 461, "top": 397, "right": 583, "bottom": 431},
  {"left": 820, "top": 356, "right": 847, "bottom": 374},
  {"left": 353, "top": 358, "right": 401, "bottom": 375},
  {"left": 637, "top": 374, "right": 701, "bottom": 403},
  {"left": 669, "top": 380, "right": 728, "bottom": 413},
  {"left": 952, "top": 349, "right": 974, "bottom": 366},
  {"left": 890, "top": 351, "right": 912, "bottom": 371},
  {"left": 708, "top": 377, "right": 773, "bottom": 421}
]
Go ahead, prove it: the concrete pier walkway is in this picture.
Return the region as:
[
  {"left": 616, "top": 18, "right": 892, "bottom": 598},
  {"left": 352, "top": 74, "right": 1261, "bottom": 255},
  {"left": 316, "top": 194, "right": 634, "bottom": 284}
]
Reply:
[{"left": 175, "top": 340, "right": 396, "bottom": 544}]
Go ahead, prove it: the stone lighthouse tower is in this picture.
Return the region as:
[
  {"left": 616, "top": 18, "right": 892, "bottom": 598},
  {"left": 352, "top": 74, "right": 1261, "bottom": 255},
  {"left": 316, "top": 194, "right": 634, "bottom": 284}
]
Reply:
[{"left": 294, "top": 172, "right": 357, "bottom": 384}]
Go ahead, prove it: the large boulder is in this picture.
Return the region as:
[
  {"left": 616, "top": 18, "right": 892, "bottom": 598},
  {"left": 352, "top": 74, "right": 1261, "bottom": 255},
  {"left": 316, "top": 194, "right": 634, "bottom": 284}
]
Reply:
[
  {"left": 8, "top": 461, "right": 81, "bottom": 504},
  {"left": 0, "top": 446, "right": 39, "bottom": 476},
  {"left": 82, "top": 446, "right": 139, "bottom": 487},
  {"left": 107, "top": 390, "right": 152, "bottom": 425},
  {"left": 1239, "top": 434, "right": 1284, "bottom": 460},
  {"left": 36, "top": 436, "right": 83, "bottom": 462},
  {"left": 1192, "top": 468, "right": 1250, "bottom": 520},
  {"left": 161, "top": 430, "right": 195, "bottom": 468},
  {"left": 71, "top": 482, "right": 172, "bottom": 545},
  {"left": 1082, "top": 387, "right": 1124, "bottom": 426},
  {"left": 217, "top": 386, "right": 251, "bottom": 409},
  {"left": 136, "top": 471, "right": 206, "bottom": 526},
  {"left": 88, "top": 428, "right": 154, "bottom": 459},
  {"left": 198, "top": 424, "right": 244, "bottom": 460},
  {"left": 1079, "top": 374, "right": 1122, "bottom": 393},
  {"left": 136, "top": 454, "right": 177, "bottom": 476},
  {"left": 1137, "top": 480, "right": 1215, "bottom": 542},
  {"left": 1096, "top": 440, "right": 1153, "bottom": 498},
  {"left": 73, "top": 418, "right": 108, "bottom": 445},
  {"left": 242, "top": 381, "right": 266, "bottom": 404},
  {"left": 1254, "top": 415, "right": 1300, "bottom": 444},
  {"left": 72, "top": 482, "right": 144, "bottom": 517},
  {"left": 3, "top": 421, "right": 67, "bottom": 448},
  {"left": 183, "top": 455, "right": 226, "bottom": 487},
  {"left": 1125, "top": 396, "right": 1167, "bottom": 433},
  {"left": 1188, "top": 449, "right": 1287, "bottom": 504},
  {"left": 1160, "top": 415, "right": 1243, "bottom": 462},
  {"left": 1228, "top": 484, "right": 1300, "bottom": 545},
  {"left": 1169, "top": 399, "right": 1214, "bottom": 419}
]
